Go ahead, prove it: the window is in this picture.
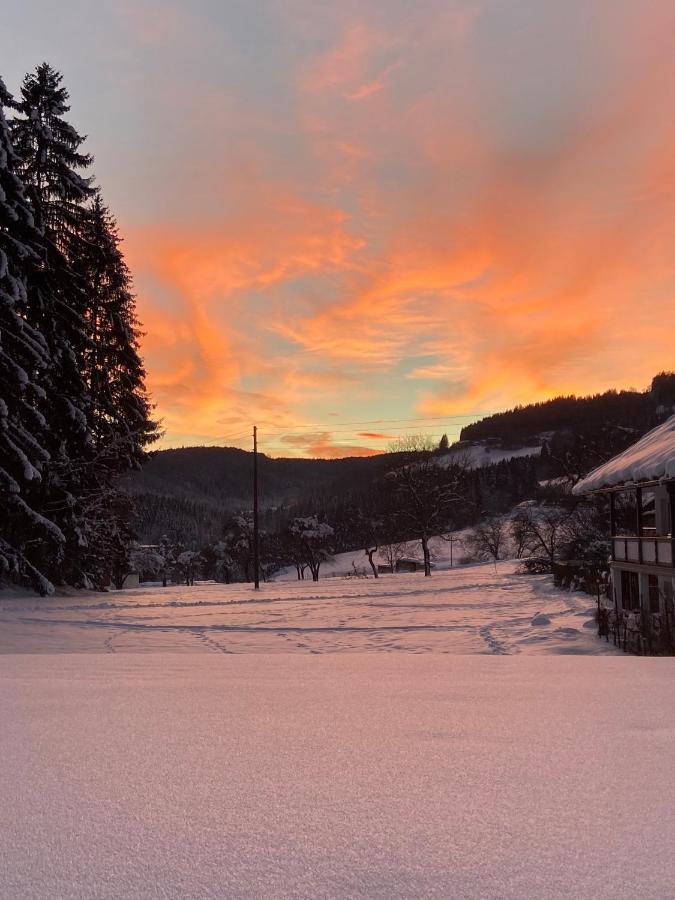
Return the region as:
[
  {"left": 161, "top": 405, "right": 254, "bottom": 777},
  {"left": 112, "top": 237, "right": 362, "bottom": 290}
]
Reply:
[
  {"left": 621, "top": 570, "right": 640, "bottom": 611},
  {"left": 641, "top": 490, "right": 656, "bottom": 535},
  {"left": 648, "top": 575, "right": 660, "bottom": 614},
  {"left": 614, "top": 491, "right": 638, "bottom": 536}
]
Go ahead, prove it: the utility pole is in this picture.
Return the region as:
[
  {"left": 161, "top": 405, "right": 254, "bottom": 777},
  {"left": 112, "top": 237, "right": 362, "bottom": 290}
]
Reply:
[{"left": 253, "top": 425, "right": 260, "bottom": 589}]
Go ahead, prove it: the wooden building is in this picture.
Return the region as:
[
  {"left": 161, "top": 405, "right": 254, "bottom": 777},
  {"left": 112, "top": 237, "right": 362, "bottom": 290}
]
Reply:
[
  {"left": 573, "top": 416, "right": 675, "bottom": 648},
  {"left": 377, "top": 557, "right": 435, "bottom": 575}
]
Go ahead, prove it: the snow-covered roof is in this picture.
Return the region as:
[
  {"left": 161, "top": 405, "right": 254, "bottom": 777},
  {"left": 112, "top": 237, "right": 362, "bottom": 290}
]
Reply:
[
  {"left": 573, "top": 415, "right": 675, "bottom": 494},
  {"left": 397, "top": 556, "right": 433, "bottom": 566}
]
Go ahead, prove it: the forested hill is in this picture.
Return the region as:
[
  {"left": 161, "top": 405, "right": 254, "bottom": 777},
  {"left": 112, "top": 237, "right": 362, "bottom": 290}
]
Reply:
[
  {"left": 128, "top": 446, "right": 387, "bottom": 506},
  {"left": 459, "top": 373, "right": 675, "bottom": 444},
  {"left": 126, "top": 447, "right": 393, "bottom": 544}
]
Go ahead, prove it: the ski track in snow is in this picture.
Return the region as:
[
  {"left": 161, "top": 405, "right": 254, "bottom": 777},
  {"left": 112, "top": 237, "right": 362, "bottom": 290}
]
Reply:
[{"left": 0, "top": 562, "right": 616, "bottom": 656}]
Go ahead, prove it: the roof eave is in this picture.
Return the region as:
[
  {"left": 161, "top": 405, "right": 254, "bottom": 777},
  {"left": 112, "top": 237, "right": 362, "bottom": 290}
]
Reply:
[{"left": 575, "top": 475, "right": 675, "bottom": 496}]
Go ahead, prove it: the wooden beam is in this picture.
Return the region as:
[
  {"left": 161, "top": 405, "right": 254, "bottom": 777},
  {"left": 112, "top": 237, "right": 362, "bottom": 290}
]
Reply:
[{"left": 667, "top": 482, "right": 675, "bottom": 568}]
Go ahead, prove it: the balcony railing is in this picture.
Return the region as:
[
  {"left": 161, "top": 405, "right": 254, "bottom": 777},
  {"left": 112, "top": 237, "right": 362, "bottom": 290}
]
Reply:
[{"left": 613, "top": 535, "right": 675, "bottom": 567}]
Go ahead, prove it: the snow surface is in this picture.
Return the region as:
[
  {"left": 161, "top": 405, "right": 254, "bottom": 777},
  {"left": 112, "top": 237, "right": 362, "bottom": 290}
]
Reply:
[
  {"left": 439, "top": 442, "right": 541, "bottom": 469},
  {"left": 274, "top": 532, "right": 471, "bottom": 580},
  {"left": 7, "top": 567, "right": 673, "bottom": 900},
  {"left": 3, "top": 653, "right": 675, "bottom": 899},
  {"left": 574, "top": 414, "right": 675, "bottom": 493},
  {"left": 0, "top": 561, "right": 614, "bottom": 655}
]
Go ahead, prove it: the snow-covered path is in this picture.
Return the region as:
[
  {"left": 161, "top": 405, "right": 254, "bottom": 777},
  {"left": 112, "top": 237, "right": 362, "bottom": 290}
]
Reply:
[
  {"left": 0, "top": 562, "right": 614, "bottom": 655},
  {"left": 2, "top": 654, "right": 675, "bottom": 899}
]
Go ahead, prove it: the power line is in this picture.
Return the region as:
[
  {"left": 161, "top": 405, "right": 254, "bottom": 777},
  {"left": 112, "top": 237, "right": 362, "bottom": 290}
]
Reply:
[
  {"left": 219, "top": 429, "right": 254, "bottom": 443},
  {"left": 256, "top": 425, "right": 463, "bottom": 439},
  {"left": 253, "top": 413, "right": 483, "bottom": 431}
]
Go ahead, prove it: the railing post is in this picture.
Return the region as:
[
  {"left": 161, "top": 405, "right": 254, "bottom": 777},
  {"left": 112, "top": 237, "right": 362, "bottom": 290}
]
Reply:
[{"left": 636, "top": 486, "right": 643, "bottom": 564}]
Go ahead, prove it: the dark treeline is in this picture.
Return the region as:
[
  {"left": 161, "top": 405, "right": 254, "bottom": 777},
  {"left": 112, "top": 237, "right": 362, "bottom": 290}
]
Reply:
[
  {"left": 0, "top": 64, "right": 158, "bottom": 593},
  {"left": 126, "top": 446, "right": 392, "bottom": 546},
  {"left": 459, "top": 375, "right": 674, "bottom": 445},
  {"left": 127, "top": 445, "right": 387, "bottom": 511}
]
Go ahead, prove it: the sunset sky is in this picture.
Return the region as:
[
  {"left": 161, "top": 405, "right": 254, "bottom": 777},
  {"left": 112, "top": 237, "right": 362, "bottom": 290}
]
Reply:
[{"left": 4, "top": 0, "right": 675, "bottom": 457}]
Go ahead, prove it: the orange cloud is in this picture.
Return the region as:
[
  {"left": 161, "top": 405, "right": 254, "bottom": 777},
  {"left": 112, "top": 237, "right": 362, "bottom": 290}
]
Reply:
[
  {"left": 358, "top": 431, "right": 396, "bottom": 440},
  {"left": 112, "top": 0, "right": 675, "bottom": 454},
  {"left": 273, "top": 431, "right": 380, "bottom": 458},
  {"left": 301, "top": 22, "right": 399, "bottom": 99},
  {"left": 276, "top": 0, "right": 675, "bottom": 419},
  {"left": 124, "top": 185, "right": 365, "bottom": 445}
]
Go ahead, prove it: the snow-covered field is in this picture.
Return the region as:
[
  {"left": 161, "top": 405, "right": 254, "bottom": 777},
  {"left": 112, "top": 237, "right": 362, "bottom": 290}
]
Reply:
[
  {"left": 3, "top": 653, "right": 675, "bottom": 899},
  {"left": 0, "top": 562, "right": 613, "bottom": 655},
  {"left": 5, "top": 567, "right": 675, "bottom": 899}
]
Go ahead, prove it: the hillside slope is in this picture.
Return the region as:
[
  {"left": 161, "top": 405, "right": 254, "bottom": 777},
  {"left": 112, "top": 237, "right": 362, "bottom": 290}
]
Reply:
[{"left": 126, "top": 447, "right": 393, "bottom": 544}]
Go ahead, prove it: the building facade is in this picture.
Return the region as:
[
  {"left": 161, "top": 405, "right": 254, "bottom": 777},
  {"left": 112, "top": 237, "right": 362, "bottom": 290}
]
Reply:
[{"left": 573, "top": 416, "right": 675, "bottom": 643}]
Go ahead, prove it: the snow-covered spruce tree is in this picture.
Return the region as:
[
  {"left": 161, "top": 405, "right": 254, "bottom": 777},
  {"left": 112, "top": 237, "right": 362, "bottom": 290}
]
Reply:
[
  {"left": 11, "top": 63, "right": 94, "bottom": 245},
  {"left": 75, "top": 194, "right": 158, "bottom": 462},
  {"left": 0, "top": 77, "right": 65, "bottom": 593},
  {"left": 66, "top": 194, "right": 159, "bottom": 582},
  {"left": 10, "top": 64, "right": 96, "bottom": 585}
]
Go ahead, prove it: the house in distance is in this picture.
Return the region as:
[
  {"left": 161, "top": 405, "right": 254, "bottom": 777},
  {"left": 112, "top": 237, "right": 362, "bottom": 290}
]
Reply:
[{"left": 573, "top": 416, "right": 675, "bottom": 645}]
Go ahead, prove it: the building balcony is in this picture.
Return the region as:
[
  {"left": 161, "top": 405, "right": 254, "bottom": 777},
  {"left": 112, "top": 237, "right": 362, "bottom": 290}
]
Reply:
[{"left": 613, "top": 535, "right": 675, "bottom": 568}]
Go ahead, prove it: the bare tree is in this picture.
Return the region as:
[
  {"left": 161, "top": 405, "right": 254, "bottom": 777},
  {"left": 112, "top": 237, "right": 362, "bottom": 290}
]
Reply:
[
  {"left": 511, "top": 504, "right": 575, "bottom": 567},
  {"left": 356, "top": 513, "right": 383, "bottom": 578},
  {"left": 511, "top": 513, "right": 537, "bottom": 559},
  {"left": 364, "top": 542, "right": 379, "bottom": 578},
  {"left": 385, "top": 435, "right": 468, "bottom": 576},
  {"left": 466, "top": 517, "right": 508, "bottom": 563},
  {"left": 380, "top": 541, "right": 408, "bottom": 573}
]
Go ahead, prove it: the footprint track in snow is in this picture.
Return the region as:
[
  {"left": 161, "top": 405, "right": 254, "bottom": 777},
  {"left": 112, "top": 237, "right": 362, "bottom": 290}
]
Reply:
[
  {"left": 478, "top": 624, "right": 510, "bottom": 655},
  {"left": 191, "top": 630, "right": 231, "bottom": 654}
]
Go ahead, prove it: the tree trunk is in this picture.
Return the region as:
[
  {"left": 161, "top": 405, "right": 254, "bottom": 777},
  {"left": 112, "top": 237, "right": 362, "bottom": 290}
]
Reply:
[
  {"left": 422, "top": 536, "right": 431, "bottom": 577},
  {"left": 366, "top": 548, "right": 379, "bottom": 578}
]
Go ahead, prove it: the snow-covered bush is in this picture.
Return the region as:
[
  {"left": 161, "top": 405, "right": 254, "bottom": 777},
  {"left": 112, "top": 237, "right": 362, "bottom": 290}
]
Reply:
[{"left": 288, "top": 516, "right": 334, "bottom": 581}]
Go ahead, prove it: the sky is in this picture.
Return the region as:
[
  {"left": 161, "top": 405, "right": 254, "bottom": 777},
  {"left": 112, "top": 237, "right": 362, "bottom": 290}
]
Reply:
[{"left": 3, "top": 0, "right": 675, "bottom": 457}]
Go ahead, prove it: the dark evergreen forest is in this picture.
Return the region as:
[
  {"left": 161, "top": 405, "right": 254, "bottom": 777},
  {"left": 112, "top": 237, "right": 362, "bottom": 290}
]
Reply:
[{"left": 0, "top": 65, "right": 158, "bottom": 592}]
